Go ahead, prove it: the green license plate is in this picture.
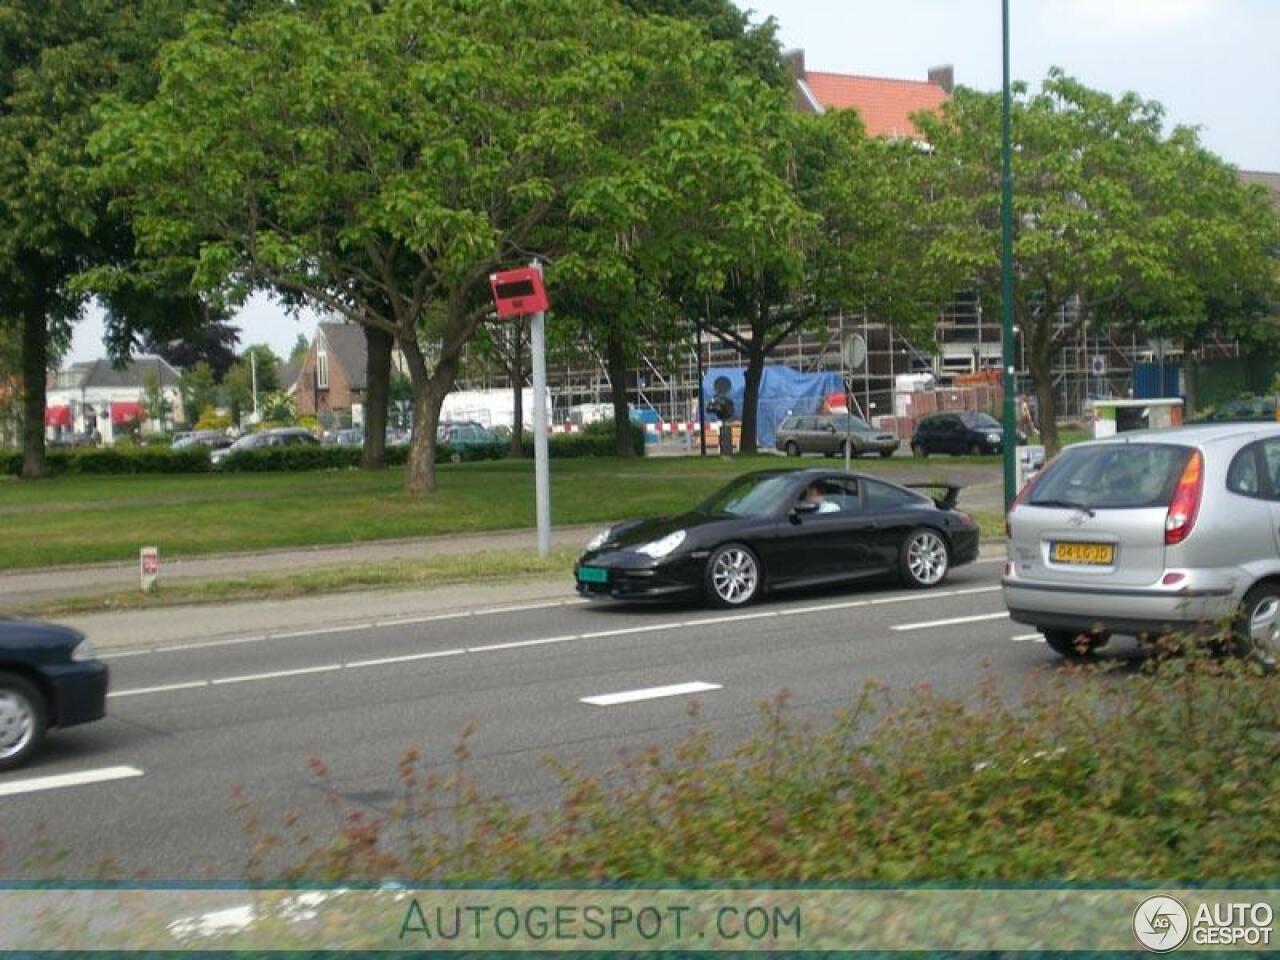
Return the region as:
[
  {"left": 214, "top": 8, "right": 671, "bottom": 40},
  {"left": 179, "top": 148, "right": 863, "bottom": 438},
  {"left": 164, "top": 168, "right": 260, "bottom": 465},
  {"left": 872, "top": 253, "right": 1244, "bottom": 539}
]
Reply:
[{"left": 577, "top": 566, "right": 609, "bottom": 584}]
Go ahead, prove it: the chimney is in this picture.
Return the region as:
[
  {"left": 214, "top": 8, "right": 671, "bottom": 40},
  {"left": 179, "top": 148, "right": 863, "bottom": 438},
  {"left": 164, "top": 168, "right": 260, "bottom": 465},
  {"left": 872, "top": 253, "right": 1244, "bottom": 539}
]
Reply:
[
  {"left": 928, "top": 64, "right": 954, "bottom": 94},
  {"left": 782, "top": 48, "right": 806, "bottom": 81}
]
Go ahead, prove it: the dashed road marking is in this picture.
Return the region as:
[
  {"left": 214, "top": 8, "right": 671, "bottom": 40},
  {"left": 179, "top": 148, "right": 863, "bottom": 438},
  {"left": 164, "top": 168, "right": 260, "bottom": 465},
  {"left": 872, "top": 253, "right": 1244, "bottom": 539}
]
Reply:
[
  {"left": 891, "top": 611, "right": 1009, "bottom": 632},
  {"left": 581, "top": 681, "right": 722, "bottom": 706},
  {"left": 0, "top": 765, "right": 144, "bottom": 798}
]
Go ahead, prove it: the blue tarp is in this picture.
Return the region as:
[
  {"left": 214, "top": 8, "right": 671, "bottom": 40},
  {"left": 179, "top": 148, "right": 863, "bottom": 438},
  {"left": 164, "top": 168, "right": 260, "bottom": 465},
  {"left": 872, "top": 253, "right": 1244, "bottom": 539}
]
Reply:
[{"left": 702, "top": 365, "right": 843, "bottom": 449}]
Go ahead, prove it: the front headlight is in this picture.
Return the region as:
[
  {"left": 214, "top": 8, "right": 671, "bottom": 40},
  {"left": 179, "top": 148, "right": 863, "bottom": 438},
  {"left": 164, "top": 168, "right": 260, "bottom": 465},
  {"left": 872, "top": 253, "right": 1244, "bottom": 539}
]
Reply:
[
  {"left": 635, "top": 530, "right": 686, "bottom": 559},
  {"left": 987, "top": 433, "right": 1001, "bottom": 444},
  {"left": 585, "top": 527, "right": 611, "bottom": 552},
  {"left": 71, "top": 637, "right": 95, "bottom": 662}
]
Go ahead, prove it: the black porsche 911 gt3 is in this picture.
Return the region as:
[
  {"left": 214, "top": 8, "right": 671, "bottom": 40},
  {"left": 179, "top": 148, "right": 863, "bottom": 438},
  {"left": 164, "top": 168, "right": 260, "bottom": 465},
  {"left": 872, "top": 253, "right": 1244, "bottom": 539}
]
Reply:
[{"left": 575, "top": 469, "right": 980, "bottom": 607}]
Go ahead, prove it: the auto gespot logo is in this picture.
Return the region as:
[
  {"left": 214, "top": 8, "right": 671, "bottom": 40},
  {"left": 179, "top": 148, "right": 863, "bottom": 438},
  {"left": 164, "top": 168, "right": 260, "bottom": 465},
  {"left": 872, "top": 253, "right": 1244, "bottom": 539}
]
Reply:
[{"left": 1133, "top": 895, "right": 1274, "bottom": 952}]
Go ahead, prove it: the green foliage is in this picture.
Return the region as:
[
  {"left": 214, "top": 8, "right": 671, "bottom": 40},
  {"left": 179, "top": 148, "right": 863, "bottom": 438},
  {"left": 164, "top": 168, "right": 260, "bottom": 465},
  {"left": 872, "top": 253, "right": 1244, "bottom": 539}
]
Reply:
[
  {"left": 519, "top": 420, "right": 647, "bottom": 458},
  {"left": 179, "top": 361, "right": 219, "bottom": 428},
  {"left": 194, "top": 409, "right": 232, "bottom": 431},
  {"left": 4, "top": 446, "right": 210, "bottom": 476},
  {"left": 140, "top": 370, "right": 172, "bottom": 425},
  {"left": 242, "top": 650, "right": 1278, "bottom": 883},
  {"left": 218, "top": 441, "right": 506, "bottom": 473}
]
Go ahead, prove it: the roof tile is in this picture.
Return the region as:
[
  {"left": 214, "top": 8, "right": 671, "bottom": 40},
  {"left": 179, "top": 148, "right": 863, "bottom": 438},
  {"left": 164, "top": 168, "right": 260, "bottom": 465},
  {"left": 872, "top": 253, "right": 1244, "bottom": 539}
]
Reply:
[{"left": 803, "top": 72, "right": 948, "bottom": 140}]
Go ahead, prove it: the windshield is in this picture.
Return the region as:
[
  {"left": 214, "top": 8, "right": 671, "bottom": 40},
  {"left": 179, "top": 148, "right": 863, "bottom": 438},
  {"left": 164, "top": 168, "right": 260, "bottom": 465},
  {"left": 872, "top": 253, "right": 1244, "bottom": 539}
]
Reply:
[
  {"left": 1029, "top": 443, "right": 1192, "bottom": 510},
  {"left": 963, "top": 412, "right": 1001, "bottom": 429},
  {"left": 830, "top": 415, "right": 872, "bottom": 431},
  {"left": 697, "top": 474, "right": 796, "bottom": 517}
]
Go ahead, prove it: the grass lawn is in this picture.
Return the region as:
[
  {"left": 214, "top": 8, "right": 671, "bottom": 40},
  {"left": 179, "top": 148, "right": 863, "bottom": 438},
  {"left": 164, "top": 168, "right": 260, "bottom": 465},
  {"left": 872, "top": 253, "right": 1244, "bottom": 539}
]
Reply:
[{"left": 0, "top": 454, "right": 1002, "bottom": 571}]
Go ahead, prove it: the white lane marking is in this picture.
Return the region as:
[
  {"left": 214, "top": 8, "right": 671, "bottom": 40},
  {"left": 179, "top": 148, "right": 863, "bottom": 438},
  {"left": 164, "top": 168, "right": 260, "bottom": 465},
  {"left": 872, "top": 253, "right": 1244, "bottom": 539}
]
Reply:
[
  {"left": 1012, "top": 633, "right": 1045, "bottom": 643},
  {"left": 0, "top": 765, "right": 144, "bottom": 798},
  {"left": 270, "top": 624, "right": 373, "bottom": 640},
  {"left": 951, "top": 585, "right": 1002, "bottom": 596},
  {"left": 154, "top": 635, "right": 268, "bottom": 655},
  {"left": 576, "top": 624, "right": 675, "bottom": 641},
  {"left": 473, "top": 600, "right": 584, "bottom": 617},
  {"left": 467, "top": 635, "right": 577, "bottom": 653},
  {"left": 345, "top": 649, "right": 467, "bottom": 668},
  {"left": 892, "top": 611, "right": 1010, "bottom": 632},
  {"left": 581, "top": 681, "right": 722, "bottom": 707},
  {"left": 109, "top": 680, "right": 209, "bottom": 699},
  {"left": 685, "top": 611, "right": 779, "bottom": 627},
  {"left": 209, "top": 664, "right": 343, "bottom": 686}
]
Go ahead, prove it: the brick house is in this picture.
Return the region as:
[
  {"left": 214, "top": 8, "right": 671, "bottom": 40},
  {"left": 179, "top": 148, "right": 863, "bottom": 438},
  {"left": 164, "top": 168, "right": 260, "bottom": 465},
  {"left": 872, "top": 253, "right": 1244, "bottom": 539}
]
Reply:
[{"left": 293, "top": 322, "right": 409, "bottom": 428}]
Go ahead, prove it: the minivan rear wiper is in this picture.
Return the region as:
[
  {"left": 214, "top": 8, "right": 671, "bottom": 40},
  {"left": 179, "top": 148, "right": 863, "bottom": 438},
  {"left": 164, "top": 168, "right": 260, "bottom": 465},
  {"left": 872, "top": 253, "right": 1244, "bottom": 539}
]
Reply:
[{"left": 1028, "top": 498, "right": 1096, "bottom": 517}]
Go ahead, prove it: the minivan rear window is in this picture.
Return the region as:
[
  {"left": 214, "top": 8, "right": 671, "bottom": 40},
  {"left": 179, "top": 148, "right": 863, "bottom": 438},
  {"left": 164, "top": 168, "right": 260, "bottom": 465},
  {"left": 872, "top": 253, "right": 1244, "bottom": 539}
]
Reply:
[{"left": 1029, "top": 443, "right": 1192, "bottom": 510}]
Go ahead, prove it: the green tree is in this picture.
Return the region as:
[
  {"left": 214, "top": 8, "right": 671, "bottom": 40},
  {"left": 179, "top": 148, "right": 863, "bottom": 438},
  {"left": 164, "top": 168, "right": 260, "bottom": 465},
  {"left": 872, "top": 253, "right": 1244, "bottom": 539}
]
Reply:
[
  {"left": 914, "top": 69, "right": 1279, "bottom": 453},
  {"left": 97, "top": 0, "right": 756, "bottom": 493},
  {"left": 0, "top": 0, "right": 213, "bottom": 476},
  {"left": 177, "top": 360, "right": 217, "bottom": 427},
  {"left": 288, "top": 332, "right": 310, "bottom": 364},
  {"left": 140, "top": 369, "right": 172, "bottom": 429}
]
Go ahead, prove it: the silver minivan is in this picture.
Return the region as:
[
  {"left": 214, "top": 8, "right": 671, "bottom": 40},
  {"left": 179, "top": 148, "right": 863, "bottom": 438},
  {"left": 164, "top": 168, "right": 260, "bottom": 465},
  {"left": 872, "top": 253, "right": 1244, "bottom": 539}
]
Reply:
[{"left": 1003, "top": 424, "right": 1280, "bottom": 665}]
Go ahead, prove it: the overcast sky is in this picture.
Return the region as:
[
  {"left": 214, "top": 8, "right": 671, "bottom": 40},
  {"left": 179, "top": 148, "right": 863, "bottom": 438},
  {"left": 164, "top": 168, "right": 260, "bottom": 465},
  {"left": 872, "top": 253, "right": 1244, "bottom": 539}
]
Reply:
[{"left": 68, "top": 0, "right": 1278, "bottom": 366}]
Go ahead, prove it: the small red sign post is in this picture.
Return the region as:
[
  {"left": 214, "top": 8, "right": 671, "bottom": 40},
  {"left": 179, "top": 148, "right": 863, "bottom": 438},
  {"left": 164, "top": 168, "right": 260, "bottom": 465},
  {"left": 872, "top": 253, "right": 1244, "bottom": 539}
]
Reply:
[
  {"left": 489, "top": 263, "right": 552, "bottom": 557},
  {"left": 140, "top": 546, "right": 160, "bottom": 593},
  {"left": 489, "top": 267, "right": 550, "bottom": 318}
]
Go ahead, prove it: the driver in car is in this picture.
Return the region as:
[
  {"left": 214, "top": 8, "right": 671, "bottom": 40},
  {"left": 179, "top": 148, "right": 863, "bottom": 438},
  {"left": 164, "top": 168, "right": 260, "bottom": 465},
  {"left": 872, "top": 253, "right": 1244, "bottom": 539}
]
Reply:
[{"left": 802, "top": 481, "right": 841, "bottom": 514}]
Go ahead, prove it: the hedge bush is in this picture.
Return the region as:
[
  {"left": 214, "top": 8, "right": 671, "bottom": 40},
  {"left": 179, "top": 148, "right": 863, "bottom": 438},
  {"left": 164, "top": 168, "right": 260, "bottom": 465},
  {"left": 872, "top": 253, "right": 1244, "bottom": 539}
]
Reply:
[
  {"left": 241, "top": 646, "right": 1278, "bottom": 883},
  {"left": 519, "top": 419, "right": 646, "bottom": 458},
  {"left": 4, "top": 446, "right": 210, "bottom": 476},
  {"left": 218, "top": 440, "right": 507, "bottom": 472}
]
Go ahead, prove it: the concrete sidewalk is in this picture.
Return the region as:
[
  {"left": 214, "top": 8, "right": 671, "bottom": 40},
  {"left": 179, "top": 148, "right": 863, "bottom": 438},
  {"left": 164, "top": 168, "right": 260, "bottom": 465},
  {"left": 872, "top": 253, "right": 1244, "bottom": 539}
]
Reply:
[{"left": 0, "top": 524, "right": 598, "bottom": 607}]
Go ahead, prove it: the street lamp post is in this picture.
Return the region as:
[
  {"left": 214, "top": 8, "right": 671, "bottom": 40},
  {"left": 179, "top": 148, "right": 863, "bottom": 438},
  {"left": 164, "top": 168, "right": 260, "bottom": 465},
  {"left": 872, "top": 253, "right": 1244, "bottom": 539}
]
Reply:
[{"left": 1000, "top": 0, "right": 1018, "bottom": 511}]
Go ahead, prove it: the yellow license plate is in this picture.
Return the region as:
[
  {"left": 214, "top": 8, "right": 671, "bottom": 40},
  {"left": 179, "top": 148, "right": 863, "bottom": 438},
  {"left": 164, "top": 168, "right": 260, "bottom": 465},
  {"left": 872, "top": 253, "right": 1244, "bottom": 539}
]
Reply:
[{"left": 1052, "top": 541, "right": 1115, "bottom": 565}]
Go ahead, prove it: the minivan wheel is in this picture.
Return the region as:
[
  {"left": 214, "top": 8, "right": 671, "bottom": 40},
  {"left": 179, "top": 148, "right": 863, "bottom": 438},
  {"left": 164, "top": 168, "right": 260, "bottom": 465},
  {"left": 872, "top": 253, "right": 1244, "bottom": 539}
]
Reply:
[
  {"left": 968, "top": 442, "right": 983, "bottom": 456},
  {"left": 1043, "top": 631, "right": 1107, "bottom": 660},
  {"left": 1235, "top": 584, "right": 1280, "bottom": 670},
  {"left": 0, "top": 672, "right": 47, "bottom": 772},
  {"left": 911, "top": 443, "right": 925, "bottom": 458},
  {"left": 879, "top": 449, "right": 894, "bottom": 459},
  {"left": 900, "top": 529, "right": 949, "bottom": 588},
  {"left": 784, "top": 440, "right": 800, "bottom": 457}
]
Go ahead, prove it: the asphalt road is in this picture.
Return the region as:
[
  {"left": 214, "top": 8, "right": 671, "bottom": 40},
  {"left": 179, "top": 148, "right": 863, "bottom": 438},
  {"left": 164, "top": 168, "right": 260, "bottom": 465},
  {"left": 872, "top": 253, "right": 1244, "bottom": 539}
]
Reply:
[{"left": 0, "top": 559, "right": 1128, "bottom": 880}]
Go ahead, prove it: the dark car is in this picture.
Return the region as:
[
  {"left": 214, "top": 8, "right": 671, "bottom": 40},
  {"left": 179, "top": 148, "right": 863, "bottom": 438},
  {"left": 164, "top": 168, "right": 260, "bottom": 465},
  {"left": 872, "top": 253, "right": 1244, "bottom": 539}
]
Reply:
[
  {"left": 910, "top": 411, "right": 1026, "bottom": 457},
  {"left": 0, "top": 620, "right": 109, "bottom": 771},
  {"left": 574, "top": 468, "right": 979, "bottom": 607},
  {"left": 775, "top": 413, "right": 899, "bottom": 459},
  {"left": 171, "top": 430, "right": 233, "bottom": 451},
  {"left": 210, "top": 427, "right": 320, "bottom": 466},
  {"left": 1197, "top": 396, "right": 1277, "bottom": 424}
]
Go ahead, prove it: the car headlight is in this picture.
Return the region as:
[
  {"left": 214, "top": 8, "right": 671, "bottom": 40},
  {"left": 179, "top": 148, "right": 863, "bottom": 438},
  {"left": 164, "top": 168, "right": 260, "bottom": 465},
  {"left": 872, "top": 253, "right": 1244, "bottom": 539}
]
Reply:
[
  {"left": 635, "top": 530, "right": 686, "bottom": 559},
  {"left": 987, "top": 433, "right": 1001, "bottom": 444},
  {"left": 71, "top": 637, "right": 95, "bottom": 662},
  {"left": 585, "top": 527, "right": 612, "bottom": 552}
]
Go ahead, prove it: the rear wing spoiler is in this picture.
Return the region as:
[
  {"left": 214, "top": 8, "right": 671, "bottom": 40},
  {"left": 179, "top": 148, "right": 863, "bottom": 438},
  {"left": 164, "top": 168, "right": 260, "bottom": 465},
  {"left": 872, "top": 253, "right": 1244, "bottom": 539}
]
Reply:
[{"left": 905, "top": 482, "right": 963, "bottom": 511}]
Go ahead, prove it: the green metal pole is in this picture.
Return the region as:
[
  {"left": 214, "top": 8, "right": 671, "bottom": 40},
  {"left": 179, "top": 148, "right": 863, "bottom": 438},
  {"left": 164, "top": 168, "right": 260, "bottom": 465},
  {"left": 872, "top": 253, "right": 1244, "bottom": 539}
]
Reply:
[{"left": 1000, "top": 0, "right": 1017, "bottom": 511}]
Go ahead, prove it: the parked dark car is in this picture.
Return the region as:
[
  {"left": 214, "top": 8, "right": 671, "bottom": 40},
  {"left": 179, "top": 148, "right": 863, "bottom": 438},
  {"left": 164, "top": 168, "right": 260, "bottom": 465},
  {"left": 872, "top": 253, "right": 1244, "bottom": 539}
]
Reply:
[
  {"left": 1197, "top": 395, "right": 1277, "bottom": 424},
  {"left": 438, "top": 421, "right": 499, "bottom": 449},
  {"left": 575, "top": 468, "right": 978, "bottom": 607},
  {"left": 171, "top": 430, "right": 233, "bottom": 451},
  {"left": 774, "top": 413, "right": 899, "bottom": 459},
  {"left": 210, "top": 427, "right": 320, "bottom": 466},
  {"left": 0, "top": 620, "right": 108, "bottom": 771},
  {"left": 911, "top": 412, "right": 1026, "bottom": 456}
]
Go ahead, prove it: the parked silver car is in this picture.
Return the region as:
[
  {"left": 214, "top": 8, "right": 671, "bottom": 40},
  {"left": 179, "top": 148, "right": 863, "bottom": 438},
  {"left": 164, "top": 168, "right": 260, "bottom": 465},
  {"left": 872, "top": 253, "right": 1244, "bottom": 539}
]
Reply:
[
  {"left": 775, "top": 413, "right": 899, "bottom": 458},
  {"left": 1003, "top": 423, "right": 1280, "bottom": 665}
]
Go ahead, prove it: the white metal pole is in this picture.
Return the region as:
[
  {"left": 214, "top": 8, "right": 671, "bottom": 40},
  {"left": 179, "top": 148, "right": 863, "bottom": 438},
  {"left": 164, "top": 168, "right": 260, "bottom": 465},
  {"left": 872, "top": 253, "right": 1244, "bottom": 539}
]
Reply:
[
  {"left": 251, "top": 350, "right": 259, "bottom": 422},
  {"left": 530, "top": 264, "right": 551, "bottom": 558}
]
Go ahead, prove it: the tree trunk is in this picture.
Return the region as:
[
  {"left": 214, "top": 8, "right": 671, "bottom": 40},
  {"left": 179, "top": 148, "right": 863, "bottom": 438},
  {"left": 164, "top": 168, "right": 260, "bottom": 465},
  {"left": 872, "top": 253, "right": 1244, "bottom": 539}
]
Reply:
[
  {"left": 1028, "top": 328, "right": 1059, "bottom": 455},
  {"left": 509, "top": 322, "right": 524, "bottom": 459},
  {"left": 605, "top": 324, "right": 635, "bottom": 458},
  {"left": 361, "top": 325, "right": 393, "bottom": 469},
  {"left": 739, "top": 344, "right": 766, "bottom": 455},
  {"left": 20, "top": 300, "right": 48, "bottom": 479}
]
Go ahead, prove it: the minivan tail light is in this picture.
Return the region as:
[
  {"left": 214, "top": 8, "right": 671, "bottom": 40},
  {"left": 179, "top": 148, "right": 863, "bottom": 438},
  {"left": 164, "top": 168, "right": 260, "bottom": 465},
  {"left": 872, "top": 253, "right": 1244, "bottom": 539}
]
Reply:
[{"left": 1164, "top": 450, "right": 1203, "bottom": 546}]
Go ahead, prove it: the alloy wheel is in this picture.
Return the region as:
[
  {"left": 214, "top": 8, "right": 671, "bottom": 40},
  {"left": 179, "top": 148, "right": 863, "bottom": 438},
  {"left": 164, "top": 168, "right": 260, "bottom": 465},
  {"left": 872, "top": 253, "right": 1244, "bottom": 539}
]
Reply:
[
  {"left": 711, "top": 548, "right": 758, "bottom": 605},
  {"left": 1248, "top": 594, "right": 1280, "bottom": 668},
  {"left": 0, "top": 689, "right": 35, "bottom": 762},
  {"left": 906, "top": 531, "right": 948, "bottom": 586}
]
